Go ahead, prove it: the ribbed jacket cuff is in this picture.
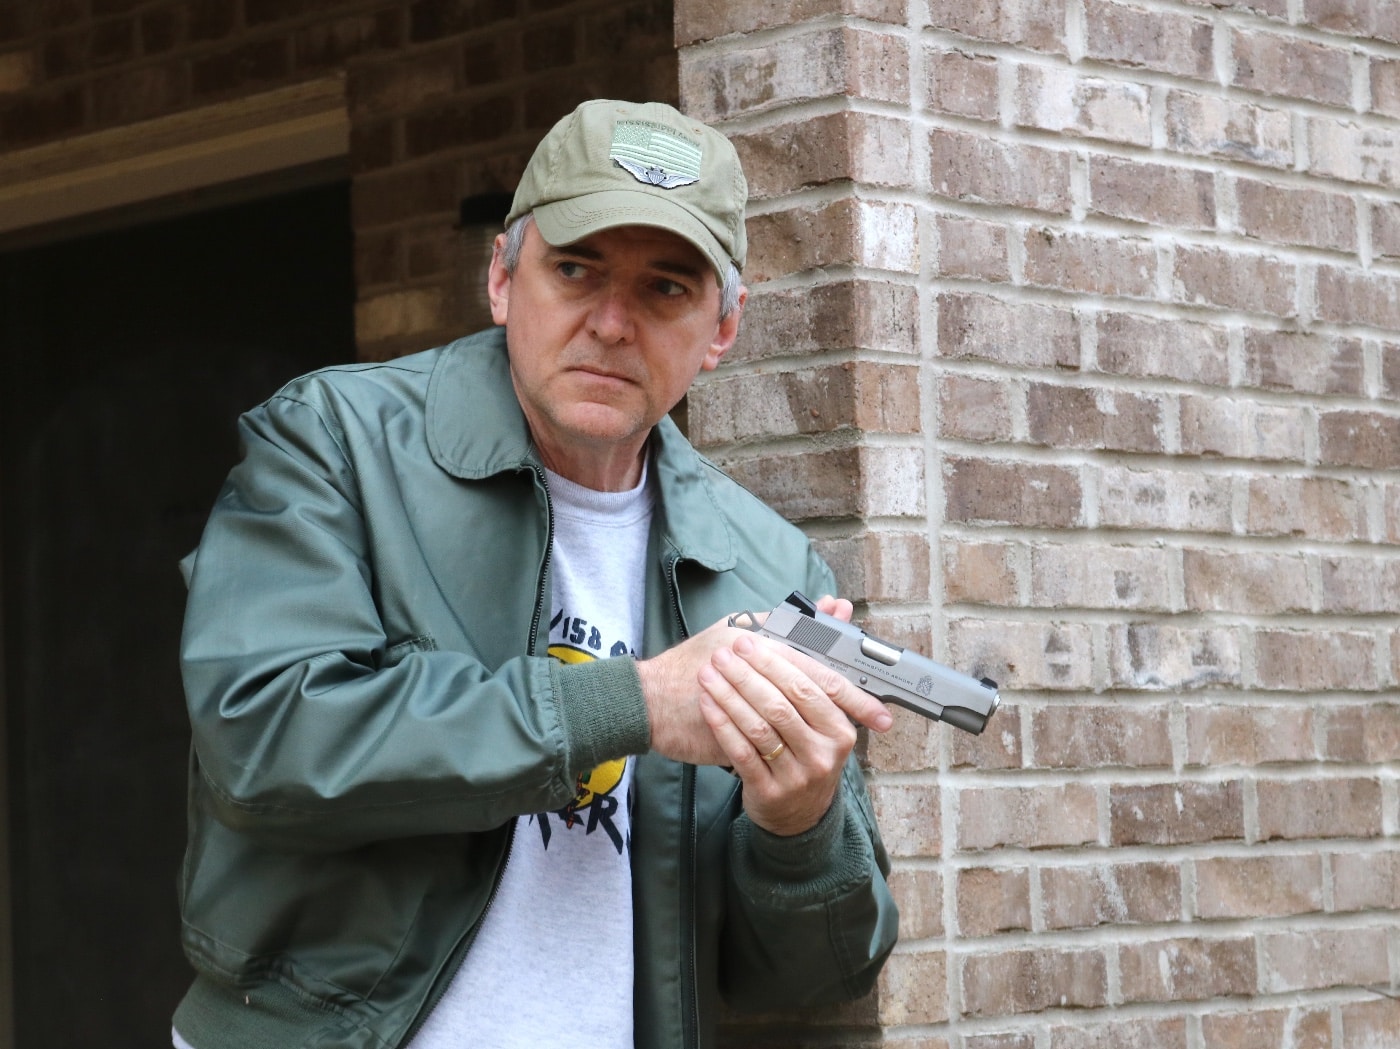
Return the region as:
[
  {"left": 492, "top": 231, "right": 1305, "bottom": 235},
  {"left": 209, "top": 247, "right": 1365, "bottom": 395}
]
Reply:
[
  {"left": 732, "top": 791, "right": 872, "bottom": 900},
  {"left": 549, "top": 655, "right": 652, "bottom": 773}
]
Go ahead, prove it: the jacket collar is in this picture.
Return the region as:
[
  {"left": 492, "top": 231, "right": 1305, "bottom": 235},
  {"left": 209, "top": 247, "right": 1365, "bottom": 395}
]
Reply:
[{"left": 425, "top": 328, "right": 736, "bottom": 572}]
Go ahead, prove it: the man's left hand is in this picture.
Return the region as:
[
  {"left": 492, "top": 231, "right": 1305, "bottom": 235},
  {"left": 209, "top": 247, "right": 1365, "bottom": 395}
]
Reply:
[{"left": 695, "top": 595, "right": 893, "bottom": 837}]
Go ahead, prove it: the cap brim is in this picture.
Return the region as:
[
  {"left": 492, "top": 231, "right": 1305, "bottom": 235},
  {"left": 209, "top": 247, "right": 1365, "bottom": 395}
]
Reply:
[{"left": 532, "top": 190, "right": 732, "bottom": 283}]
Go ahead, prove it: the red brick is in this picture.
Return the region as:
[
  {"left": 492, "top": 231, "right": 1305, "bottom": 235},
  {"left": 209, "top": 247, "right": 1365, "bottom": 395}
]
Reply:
[
  {"left": 91, "top": 62, "right": 186, "bottom": 125},
  {"left": 1231, "top": 27, "right": 1354, "bottom": 107},
  {"left": 1200, "top": 1006, "right": 1332, "bottom": 1049},
  {"left": 1184, "top": 548, "right": 1311, "bottom": 615},
  {"left": 1301, "top": 0, "right": 1393, "bottom": 37},
  {"left": 1319, "top": 409, "right": 1400, "bottom": 469},
  {"left": 865, "top": 704, "right": 944, "bottom": 772},
  {"left": 1195, "top": 853, "right": 1325, "bottom": 919},
  {"left": 1041, "top": 862, "right": 1182, "bottom": 929},
  {"left": 958, "top": 783, "right": 1099, "bottom": 851},
  {"left": 1362, "top": 703, "right": 1400, "bottom": 761},
  {"left": 1247, "top": 475, "right": 1366, "bottom": 542},
  {"left": 1316, "top": 264, "right": 1400, "bottom": 328},
  {"left": 1013, "top": 65, "right": 1151, "bottom": 146},
  {"left": 937, "top": 374, "right": 1014, "bottom": 443},
  {"left": 292, "top": 10, "right": 403, "bottom": 69},
  {"left": 1097, "top": 466, "right": 1234, "bottom": 534},
  {"left": 1084, "top": 0, "right": 1213, "bottom": 78},
  {"left": 886, "top": 866, "right": 944, "bottom": 939},
  {"left": 1257, "top": 777, "right": 1384, "bottom": 841},
  {"left": 1320, "top": 554, "right": 1400, "bottom": 614},
  {"left": 352, "top": 161, "right": 461, "bottom": 228},
  {"left": 1254, "top": 629, "right": 1379, "bottom": 691},
  {"left": 939, "top": 292, "right": 1079, "bottom": 368},
  {"left": 949, "top": 703, "right": 1024, "bottom": 771},
  {"left": 1338, "top": 998, "right": 1400, "bottom": 1048},
  {"left": 731, "top": 110, "right": 911, "bottom": 199},
  {"left": 1172, "top": 244, "right": 1296, "bottom": 317},
  {"left": 935, "top": 214, "right": 1010, "bottom": 281},
  {"left": 1095, "top": 311, "right": 1230, "bottom": 384},
  {"left": 924, "top": 48, "right": 1000, "bottom": 121},
  {"left": 943, "top": 457, "right": 1084, "bottom": 528},
  {"left": 745, "top": 198, "right": 918, "bottom": 283},
  {"left": 1030, "top": 705, "right": 1172, "bottom": 768},
  {"left": 1027, "top": 382, "right": 1164, "bottom": 453},
  {"left": 966, "top": 1035, "right": 1034, "bottom": 1049},
  {"left": 868, "top": 781, "right": 941, "bottom": 858},
  {"left": 1088, "top": 155, "right": 1216, "bottom": 229},
  {"left": 1047, "top": 1017, "right": 1190, "bottom": 1049},
  {"left": 1235, "top": 175, "right": 1358, "bottom": 252},
  {"left": 1306, "top": 115, "right": 1400, "bottom": 189},
  {"left": 1119, "top": 935, "right": 1257, "bottom": 1002},
  {"left": 1376, "top": 201, "right": 1400, "bottom": 259},
  {"left": 926, "top": 0, "right": 1068, "bottom": 54},
  {"left": 1023, "top": 227, "right": 1156, "bottom": 297},
  {"left": 1260, "top": 928, "right": 1390, "bottom": 992},
  {"left": 1179, "top": 394, "right": 1309, "bottom": 462},
  {"left": 1109, "top": 780, "right": 1245, "bottom": 845},
  {"left": 1184, "top": 704, "right": 1317, "bottom": 766},
  {"left": 1164, "top": 88, "right": 1293, "bottom": 169},
  {"left": 1318, "top": 704, "right": 1369, "bottom": 762},
  {"left": 723, "top": 445, "right": 925, "bottom": 522},
  {"left": 1377, "top": 56, "right": 1400, "bottom": 118},
  {"left": 956, "top": 866, "right": 1031, "bottom": 936},
  {"left": 949, "top": 619, "right": 1094, "bottom": 691},
  {"left": 1242, "top": 329, "right": 1365, "bottom": 395},
  {"left": 929, "top": 128, "right": 1074, "bottom": 213},
  {"left": 961, "top": 947, "right": 1109, "bottom": 1016},
  {"left": 1385, "top": 340, "right": 1400, "bottom": 396},
  {"left": 1030, "top": 542, "right": 1174, "bottom": 611},
  {"left": 810, "top": 530, "right": 931, "bottom": 603},
  {"left": 1331, "top": 849, "right": 1400, "bottom": 910},
  {"left": 189, "top": 38, "right": 290, "bottom": 100},
  {"left": 943, "top": 539, "right": 1019, "bottom": 606},
  {"left": 676, "top": 0, "right": 906, "bottom": 46},
  {"left": 733, "top": 281, "right": 919, "bottom": 364},
  {"left": 878, "top": 950, "right": 948, "bottom": 1025}
]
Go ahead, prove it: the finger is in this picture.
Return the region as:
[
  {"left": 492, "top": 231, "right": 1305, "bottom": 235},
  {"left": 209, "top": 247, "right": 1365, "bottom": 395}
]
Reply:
[
  {"left": 737, "top": 633, "right": 894, "bottom": 734},
  {"left": 814, "top": 594, "right": 854, "bottom": 623},
  {"left": 697, "top": 667, "right": 782, "bottom": 773}
]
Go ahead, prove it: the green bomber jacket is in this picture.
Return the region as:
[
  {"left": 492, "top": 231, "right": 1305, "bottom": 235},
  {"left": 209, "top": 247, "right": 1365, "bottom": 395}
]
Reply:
[{"left": 173, "top": 327, "right": 898, "bottom": 1049}]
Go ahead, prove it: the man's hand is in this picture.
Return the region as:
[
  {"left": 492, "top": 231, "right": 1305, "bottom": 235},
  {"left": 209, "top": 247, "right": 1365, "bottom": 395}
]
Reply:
[{"left": 695, "top": 596, "right": 893, "bottom": 837}]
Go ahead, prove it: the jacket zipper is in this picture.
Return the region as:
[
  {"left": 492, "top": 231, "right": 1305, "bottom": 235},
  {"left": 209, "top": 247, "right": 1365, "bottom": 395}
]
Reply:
[
  {"left": 527, "top": 465, "right": 553, "bottom": 656},
  {"left": 666, "top": 553, "right": 701, "bottom": 1049}
]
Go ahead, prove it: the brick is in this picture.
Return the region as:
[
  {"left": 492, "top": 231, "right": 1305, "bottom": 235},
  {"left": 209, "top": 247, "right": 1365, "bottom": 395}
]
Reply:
[
  {"left": 949, "top": 703, "right": 1023, "bottom": 771},
  {"left": 1030, "top": 542, "right": 1174, "bottom": 611},
  {"left": 1041, "top": 862, "right": 1182, "bottom": 929},
  {"left": 408, "top": 0, "right": 515, "bottom": 41},
  {"left": 1083, "top": 0, "right": 1214, "bottom": 79},
  {"left": 1318, "top": 704, "right": 1368, "bottom": 762},
  {"left": 1386, "top": 340, "right": 1400, "bottom": 395},
  {"left": 929, "top": 128, "right": 1073, "bottom": 213},
  {"left": 0, "top": 85, "right": 84, "bottom": 147},
  {"left": 943, "top": 457, "right": 1084, "bottom": 528},
  {"left": 0, "top": 47, "right": 36, "bottom": 93},
  {"left": 1164, "top": 89, "right": 1293, "bottom": 169},
  {"left": 1047, "top": 1017, "right": 1189, "bottom": 1049},
  {"left": 1023, "top": 227, "right": 1156, "bottom": 297},
  {"left": 189, "top": 38, "right": 290, "bottom": 99},
  {"left": 865, "top": 705, "right": 944, "bottom": 772},
  {"left": 1247, "top": 476, "right": 1366, "bottom": 542},
  {"left": 1259, "top": 928, "right": 1390, "bottom": 992},
  {"left": 1316, "top": 264, "right": 1400, "bottom": 328},
  {"left": 352, "top": 162, "right": 461, "bottom": 228},
  {"left": 1301, "top": 0, "right": 1394, "bottom": 37},
  {"left": 745, "top": 199, "right": 919, "bottom": 283},
  {"left": 958, "top": 783, "right": 1099, "bottom": 850},
  {"left": 1031, "top": 705, "right": 1172, "bottom": 768},
  {"left": 1195, "top": 854, "right": 1324, "bottom": 919},
  {"left": 1254, "top": 629, "right": 1379, "bottom": 691},
  {"left": 404, "top": 94, "right": 514, "bottom": 157},
  {"left": 810, "top": 530, "right": 931, "bottom": 603},
  {"left": 680, "top": 26, "right": 909, "bottom": 121},
  {"left": 351, "top": 49, "right": 457, "bottom": 121},
  {"left": 1362, "top": 703, "right": 1400, "bottom": 761},
  {"left": 938, "top": 293, "right": 1079, "bottom": 368},
  {"left": 89, "top": 15, "right": 136, "bottom": 66},
  {"left": 868, "top": 781, "right": 941, "bottom": 858},
  {"left": 950, "top": 619, "right": 1093, "bottom": 691},
  {"left": 295, "top": 11, "right": 405, "bottom": 66},
  {"left": 1338, "top": 998, "right": 1400, "bottom": 1049},
  {"left": 731, "top": 110, "right": 911, "bottom": 199},
  {"left": 1184, "top": 548, "right": 1310, "bottom": 615},
  {"left": 886, "top": 866, "right": 944, "bottom": 939},
  {"left": 1109, "top": 780, "right": 1245, "bottom": 845},
  {"left": 733, "top": 281, "right": 919, "bottom": 364},
  {"left": 1026, "top": 383, "right": 1164, "bottom": 453},
  {"left": 42, "top": 31, "right": 85, "bottom": 81},
  {"left": 1331, "top": 850, "right": 1400, "bottom": 910},
  {"left": 1179, "top": 394, "right": 1309, "bottom": 462},
  {"left": 350, "top": 118, "right": 394, "bottom": 174},
  {"left": 878, "top": 950, "right": 947, "bottom": 1025},
  {"left": 937, "top": 374, "right": 1013, "bottom": 443},
  {"left": 956, "top": 866, "right": 1031, "bottom": 936},
  {"left": 1095, "top": 311, "right": 1230, "bottom": 385},
  {"left": 689, "top": 362, "right": 921, "bottom": 445},
  {"left": 1231, "top": 27, "right": 1354, "bottom": 107},
  {"left": 1258, "top": 777, "right": 1384, "bottom": 841},
  {"left": 1184, "top": 704, "right": 1317, "bottom": 766},
  {"left": 967, "top": 1035, "right": 1034, "bottom": 1049},
  {"left": 943, "top": 539, "right": 1019, "bottom": 606},
  {"left": 961, "top": 947, "right": 1109, "bottom": 1016},
  {"left": 926, "top": 0, "right": 1068, "bottom": 53},
  {"left": 722, "top": 445, "right": 925, "bottom": 521},
  {"left": 1242, "top": 329, "right": 1365, "bottom": 395},
  {"left": 1088, "top": 155, "right": 1216, "bottom": 229},
  {"left": 1373, "top": 56, "right": 1400, "bottom": 119},
  {"left": 1307, "top": 116, "right": 1400, "bottom": 189},
  {"left": 1200, "top": 1006, "right": 1332, "bottom": 1049},
  {"left": 1320, "top": 555, "right": 1400, "bottom": 614},
  {"left": 1117, "top": 626, "right": 1232, "bottom": 702},
  {"left": 924, "top": 47, "right": 1000, "bottom": 121},
  {"left": 353, "top": 229, "right": 399, "bottom": 290},
  {"left": 1097, "top": 466, "right": 1234, "bottom": 534},
  {"left": 935, "top": 214, "right": 1010, "bottom": 281},
  {"left": 1375, "top": 203, "right": 1400, "bottom": 260},
  {"left": 353, "top": 287, "right": 448, "bottom": 342},
  {"left": 1119, "top": 936, "right": 1257, "bottom": 1002},
  {"left": 1013, "top": 64, "right": 1151, "bottom": 146},
  {"left": 1319, "top": 409, "right": 1400, "bottom": 469},
  {"left": 188, "top": 0, "right": 238, "bottom": 42},
  {"left": 676, "top": 0, "right": 906, "bottom": 45},
  {"left": 1235, "top": 176, "right": 1357, "bottom": 252},
  {"left": 1172, "top": 244, "right": 1295, "bottom": 317},
  {"left": 91, "top": 62, "right": 186, "bottom": 125},
  {"left": 139, "top": 7, "right": 180, "bottom": 55}
]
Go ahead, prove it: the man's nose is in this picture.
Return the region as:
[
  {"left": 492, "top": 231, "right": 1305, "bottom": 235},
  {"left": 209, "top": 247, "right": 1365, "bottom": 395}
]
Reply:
[{"left": 587, "top": 287, "right": 635, "bottom": 343}]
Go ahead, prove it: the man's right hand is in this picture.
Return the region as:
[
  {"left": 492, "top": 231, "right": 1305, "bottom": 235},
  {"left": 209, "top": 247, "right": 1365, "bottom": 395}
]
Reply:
[{"left": 636, "top": 617, "right": 746, "bottom": 766}]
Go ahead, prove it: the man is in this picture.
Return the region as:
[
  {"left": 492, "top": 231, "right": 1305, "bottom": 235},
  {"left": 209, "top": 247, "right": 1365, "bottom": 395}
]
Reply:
[{"left": 172, "top": 99, "right": 898, "bottom": 1049}]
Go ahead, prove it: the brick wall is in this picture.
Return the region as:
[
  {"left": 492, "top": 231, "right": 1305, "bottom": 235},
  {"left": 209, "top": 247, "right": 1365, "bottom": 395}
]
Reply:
[{"left": 679, "top": 0, "right": 1400, "bottom": 1046}]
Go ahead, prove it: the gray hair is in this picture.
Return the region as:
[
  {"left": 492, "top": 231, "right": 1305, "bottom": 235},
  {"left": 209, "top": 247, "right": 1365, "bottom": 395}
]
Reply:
[{"left": 499, "top": 213, "right": 742, "bottom": 321}]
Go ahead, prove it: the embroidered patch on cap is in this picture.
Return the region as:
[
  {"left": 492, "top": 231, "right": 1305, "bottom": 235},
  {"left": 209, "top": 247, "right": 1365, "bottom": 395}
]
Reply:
[{"left": 609, "top": 120, "right": 701, "bottom": 189}]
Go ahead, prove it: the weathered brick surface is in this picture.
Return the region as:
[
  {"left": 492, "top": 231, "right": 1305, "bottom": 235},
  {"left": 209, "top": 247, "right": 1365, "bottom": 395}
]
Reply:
[
  {"left": 1119, "top": 935, "right": 1258, "bottom": 1002},
  {"left": 960, "top": 947, "right": 1109, "bottom": 1016},
  {"left": 1040, "top": 862, "right": 1182, "bottom": 929},
  {"left": 1194, "top": 853, "right": 1325, "bottom": 919},
  {"left": 1110, "top": 780, "right": 1246, "bottom": 845}
]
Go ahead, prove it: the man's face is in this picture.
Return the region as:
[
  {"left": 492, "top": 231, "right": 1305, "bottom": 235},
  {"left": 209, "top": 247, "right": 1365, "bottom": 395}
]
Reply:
[{"left": 488, "top": 221, "right": 744, "bottom": 490}]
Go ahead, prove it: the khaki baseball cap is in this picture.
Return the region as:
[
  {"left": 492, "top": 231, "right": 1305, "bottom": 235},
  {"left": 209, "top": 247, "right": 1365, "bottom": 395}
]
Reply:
[{"left": 505, "top": 99, "right": 748, "bottom": 281}]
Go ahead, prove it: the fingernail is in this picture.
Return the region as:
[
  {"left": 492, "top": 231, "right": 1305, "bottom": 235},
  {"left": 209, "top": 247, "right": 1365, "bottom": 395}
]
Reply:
[{"left": 732, "top": 635, "right": 754, "bottom": 656}]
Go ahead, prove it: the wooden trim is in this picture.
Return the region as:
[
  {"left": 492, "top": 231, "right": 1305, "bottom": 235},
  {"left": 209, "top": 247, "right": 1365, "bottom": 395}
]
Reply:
[{"left": 0, "top": 77, "right": 349, "bottom": 237}]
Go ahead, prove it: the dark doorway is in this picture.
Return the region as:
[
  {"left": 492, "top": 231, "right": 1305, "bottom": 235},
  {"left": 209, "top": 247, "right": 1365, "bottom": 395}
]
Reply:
[{"left": 0, "top": 181, "right": 355, "bottom": 1047}]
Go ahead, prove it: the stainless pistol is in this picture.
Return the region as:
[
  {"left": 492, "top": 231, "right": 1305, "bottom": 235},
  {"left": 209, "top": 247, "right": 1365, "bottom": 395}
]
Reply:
[{"left": 733, "top": 591, "right": 1000, "bottom": 735}]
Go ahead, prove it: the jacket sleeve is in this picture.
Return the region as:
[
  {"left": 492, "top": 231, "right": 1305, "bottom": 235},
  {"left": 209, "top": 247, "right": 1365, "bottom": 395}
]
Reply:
[{"left": 180, "top": 392, "right": 651, "bottom": 851}]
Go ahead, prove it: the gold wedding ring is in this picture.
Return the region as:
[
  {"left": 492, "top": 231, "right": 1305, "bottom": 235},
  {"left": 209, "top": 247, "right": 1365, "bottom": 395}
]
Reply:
[{"left": 760, "top": 742, "right": 786, "bottom": 762}]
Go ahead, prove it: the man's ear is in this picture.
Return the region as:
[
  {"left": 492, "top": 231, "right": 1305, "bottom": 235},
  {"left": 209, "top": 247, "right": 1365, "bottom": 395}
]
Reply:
[
  {"left": 701, "top": 284, "right": 747, "bottom": 372},
  {"left": 487, "top": 234, "right": 510, "bottom": 326}
]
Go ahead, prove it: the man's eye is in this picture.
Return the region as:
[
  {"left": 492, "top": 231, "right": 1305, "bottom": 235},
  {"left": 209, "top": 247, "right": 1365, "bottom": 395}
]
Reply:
[
  {"left": 654, "top": 279, "right": 687, "bottom": 297},
  {"left": 557, "top": 261, "right": 588, "bottom": 279}
]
